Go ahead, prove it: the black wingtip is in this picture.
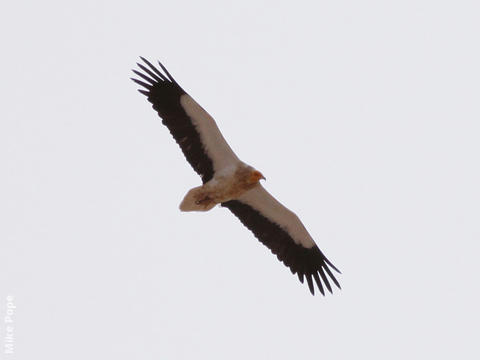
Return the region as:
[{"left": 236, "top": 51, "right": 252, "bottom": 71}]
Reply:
[
  {"left": 137, "top": 60, "right": 168, "bottom": 82},
  {"left": 323, "top": 265, "right": 341, "bottom": 290},
  {"left": 132, "top": 69, "right": 157, "bottom": 85},
  {"left": 139, "top": 57, "right": 167, "bottom": 80},
  {"left": 131, "top": 77, "right": 152, "bottom": 90},
  {"left": 297, "top": 272, "right": 305, "bottom": 284},
  {"left": 325, "top": 257, "right": 341, "bottom": 274},
  {"left": 157, "top": 61, "right": 176, "bottom": 83},
  {"left": 315, "top": 267, "right": 330, "bottom": 293},
  {"left": 313, "top": 272, "right": 326, "bottom": 296},
  {"left": 306, "top": 274, "right": 315, "bottom": 295}
]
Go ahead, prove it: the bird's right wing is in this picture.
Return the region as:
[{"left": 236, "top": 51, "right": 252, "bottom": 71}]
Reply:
[
  {"left": 132, "top": 58, "right": 239, "bottom": 183},
  {"left": 221, "top": 184, "right": 341, "bottom": 295}
]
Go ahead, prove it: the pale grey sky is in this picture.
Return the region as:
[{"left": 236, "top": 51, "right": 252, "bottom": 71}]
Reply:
[{"left": 1, "top": 1, "right": 479, "bottom": 359}]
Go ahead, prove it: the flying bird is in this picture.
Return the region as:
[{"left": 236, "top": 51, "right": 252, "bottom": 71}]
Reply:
[{"left": 131, "top": 58, "right": 341, "bottom": 295}]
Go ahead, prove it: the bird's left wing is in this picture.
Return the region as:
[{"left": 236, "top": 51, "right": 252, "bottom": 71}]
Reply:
[
  {"left": 132, "top": 58, "right": 239, "bottom": 183},
  {"left": 221, "top": 184, "right": 341, "bottom": 295}
]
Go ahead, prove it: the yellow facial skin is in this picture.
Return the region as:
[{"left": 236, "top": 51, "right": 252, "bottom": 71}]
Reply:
[{"left": 249, "top": 170, "right": 266, "bottom": 184}]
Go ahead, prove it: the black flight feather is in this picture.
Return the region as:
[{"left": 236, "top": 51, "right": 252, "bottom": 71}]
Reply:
[{"left": 132, "top": 58, "right": 214, "bottom": 183}]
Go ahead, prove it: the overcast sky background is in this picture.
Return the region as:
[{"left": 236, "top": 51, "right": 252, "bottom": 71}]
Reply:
[{"left": 1, "top": 1, "right": 479, "bottom": 359}]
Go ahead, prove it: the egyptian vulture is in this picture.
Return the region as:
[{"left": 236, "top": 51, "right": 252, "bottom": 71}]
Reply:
[{"left": 132, "top": 58, "right": 341, "bottom": 295}]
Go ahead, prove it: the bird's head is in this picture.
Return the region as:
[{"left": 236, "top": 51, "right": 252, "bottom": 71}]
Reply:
[{"left": 248, "top": 169, "right": 266, "bottom": 184}]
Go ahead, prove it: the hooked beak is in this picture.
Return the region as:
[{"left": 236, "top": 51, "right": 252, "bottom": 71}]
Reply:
[{"left": 250, "top": 170, "right": 266, "bottom": 183}]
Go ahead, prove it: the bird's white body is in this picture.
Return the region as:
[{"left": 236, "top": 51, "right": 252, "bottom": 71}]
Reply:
[{"left": 179, "top": 162, "right": 258, "bottom": 212}]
